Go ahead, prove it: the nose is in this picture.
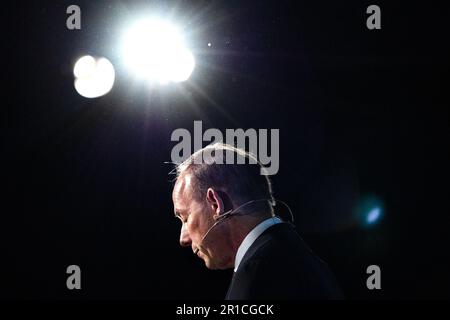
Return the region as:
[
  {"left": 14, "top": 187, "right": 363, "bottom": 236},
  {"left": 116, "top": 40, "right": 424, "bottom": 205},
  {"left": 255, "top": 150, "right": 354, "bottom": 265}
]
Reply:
[{"left": 179, "top": 223, "right": 191, "bottom": 247}]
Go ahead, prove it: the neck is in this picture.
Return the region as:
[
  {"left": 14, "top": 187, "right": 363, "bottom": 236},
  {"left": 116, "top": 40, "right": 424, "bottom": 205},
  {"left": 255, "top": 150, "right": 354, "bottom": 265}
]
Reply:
[{"left": 227, "top": 214, "right": 269, "bottom": 265}]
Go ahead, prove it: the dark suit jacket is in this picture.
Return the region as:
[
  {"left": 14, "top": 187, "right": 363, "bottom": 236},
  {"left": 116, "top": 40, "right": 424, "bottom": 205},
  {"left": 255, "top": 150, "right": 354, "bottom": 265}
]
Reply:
[{"left": 225, "top": 222, "right": 344, "bottom": 299}]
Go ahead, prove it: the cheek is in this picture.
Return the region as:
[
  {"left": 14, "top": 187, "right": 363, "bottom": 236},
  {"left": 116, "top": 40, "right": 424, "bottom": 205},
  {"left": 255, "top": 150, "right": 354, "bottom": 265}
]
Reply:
[
  {"left": 188, "top": 211, "right": 214, "bottom": 241},
  {"left": 186, "top": 216, "right": 203, "bottom": 239}
]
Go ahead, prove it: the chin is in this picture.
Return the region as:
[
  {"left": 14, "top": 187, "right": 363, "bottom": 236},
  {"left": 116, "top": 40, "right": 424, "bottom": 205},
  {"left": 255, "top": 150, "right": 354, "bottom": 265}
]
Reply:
[
  {"left": 204, "top": 259, "right": 218, "bottom": 270},
  {"left": 204, "top": 258, "right": 231, "bottom": 270}
]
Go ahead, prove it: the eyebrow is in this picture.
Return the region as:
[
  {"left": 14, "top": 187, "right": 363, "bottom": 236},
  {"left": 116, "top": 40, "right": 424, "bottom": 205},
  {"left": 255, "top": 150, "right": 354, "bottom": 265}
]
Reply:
[{"left": 174, "top": 209, "right": 184, "bottom": 218}]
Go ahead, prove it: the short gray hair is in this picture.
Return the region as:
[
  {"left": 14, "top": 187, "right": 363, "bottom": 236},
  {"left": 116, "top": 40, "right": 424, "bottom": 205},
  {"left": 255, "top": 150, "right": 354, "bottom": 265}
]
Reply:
[{"left": 175, "top": 143, "right": 275, "bottom": 214}]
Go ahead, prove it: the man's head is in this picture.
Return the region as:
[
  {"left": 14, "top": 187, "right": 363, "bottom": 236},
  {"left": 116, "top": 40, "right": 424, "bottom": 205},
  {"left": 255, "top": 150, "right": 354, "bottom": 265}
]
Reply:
[{"left": 171, "top": 143, "right": 275, "bottom": 270}]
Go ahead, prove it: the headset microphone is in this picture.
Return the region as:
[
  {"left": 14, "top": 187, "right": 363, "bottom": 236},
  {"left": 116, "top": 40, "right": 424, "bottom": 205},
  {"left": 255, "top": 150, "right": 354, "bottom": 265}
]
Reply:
[{"left": 193, "top": 198, "right": 294, "bottom": 255}]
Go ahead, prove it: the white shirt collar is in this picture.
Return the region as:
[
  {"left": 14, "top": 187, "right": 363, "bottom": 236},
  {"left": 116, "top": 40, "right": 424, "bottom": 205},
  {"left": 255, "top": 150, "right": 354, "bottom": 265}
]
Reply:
[{"left": 234, "top": 216, "right": 282, "bottom": 272}]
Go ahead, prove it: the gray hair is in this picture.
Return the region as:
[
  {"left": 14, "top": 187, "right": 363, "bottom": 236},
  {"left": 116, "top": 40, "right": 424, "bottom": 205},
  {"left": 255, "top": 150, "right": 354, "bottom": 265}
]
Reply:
[{"left": 175, "top": 143, "right": 275, "bottom": 215}]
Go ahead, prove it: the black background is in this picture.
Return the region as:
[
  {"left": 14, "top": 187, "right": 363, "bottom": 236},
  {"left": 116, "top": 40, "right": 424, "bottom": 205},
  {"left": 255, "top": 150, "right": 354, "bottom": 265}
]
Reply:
[{"left": 2, "top": 0, "right": 449, "bottom": 299}]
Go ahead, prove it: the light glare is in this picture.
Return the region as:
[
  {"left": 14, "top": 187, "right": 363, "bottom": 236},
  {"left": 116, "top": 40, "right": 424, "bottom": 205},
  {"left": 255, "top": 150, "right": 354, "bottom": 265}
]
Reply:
[
  {"left": 74, "top": 55, "right": 115, "bottom": 98},
  {"left": 122, "top": 18, "right": 195, "bottom": 84},
  {"left": 366, "top": 207, "right": 381, "bottom": 224}
]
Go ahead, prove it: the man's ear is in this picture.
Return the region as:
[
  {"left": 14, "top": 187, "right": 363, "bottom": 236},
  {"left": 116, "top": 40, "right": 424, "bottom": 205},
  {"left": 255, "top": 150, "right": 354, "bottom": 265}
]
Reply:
[{"left": 206, "top": 188, "right": 225, "bottom": 217}]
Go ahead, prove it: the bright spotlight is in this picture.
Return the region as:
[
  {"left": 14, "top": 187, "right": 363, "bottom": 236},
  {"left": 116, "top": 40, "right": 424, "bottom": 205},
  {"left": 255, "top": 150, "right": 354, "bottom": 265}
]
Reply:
[
  {"left": 121, "top": 18, "right": 195, "bottom": 84},
  {"left": 366, "top": 207, "right": 381, "bottom": 224},
  {"left": 74, "top": 55, "right": 115, "bottom": 98}
]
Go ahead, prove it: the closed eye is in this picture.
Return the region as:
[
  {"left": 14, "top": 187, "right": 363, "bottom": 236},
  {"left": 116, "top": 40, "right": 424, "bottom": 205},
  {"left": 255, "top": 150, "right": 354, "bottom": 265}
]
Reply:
[{"left": 175, "top": 212, "right": 187, "bottom": 224}]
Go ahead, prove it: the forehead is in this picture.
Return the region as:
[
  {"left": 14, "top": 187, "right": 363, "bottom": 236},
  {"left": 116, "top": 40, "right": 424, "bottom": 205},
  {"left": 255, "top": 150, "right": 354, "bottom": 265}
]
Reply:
[{"left": 172, "top": 173, "right": 194, "bottom": 207}]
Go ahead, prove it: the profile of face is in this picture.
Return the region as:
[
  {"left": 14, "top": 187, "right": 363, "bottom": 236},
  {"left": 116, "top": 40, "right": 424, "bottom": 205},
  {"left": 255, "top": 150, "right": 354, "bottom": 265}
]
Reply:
[{"left": 172, "top": 173, "right": 234, "bottom": 270}]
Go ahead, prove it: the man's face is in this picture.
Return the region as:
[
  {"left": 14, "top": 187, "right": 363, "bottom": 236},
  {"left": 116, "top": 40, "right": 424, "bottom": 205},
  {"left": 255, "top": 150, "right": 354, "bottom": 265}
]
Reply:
[{"left": 172, "top": 173, "right": 233, "bottom": 269}]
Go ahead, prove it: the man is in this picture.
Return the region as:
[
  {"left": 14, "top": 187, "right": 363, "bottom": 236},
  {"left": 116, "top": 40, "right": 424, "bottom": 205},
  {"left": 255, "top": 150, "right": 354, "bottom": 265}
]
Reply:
[{"left": 171, "top": 143, "right": 343, "bottom": 299}]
